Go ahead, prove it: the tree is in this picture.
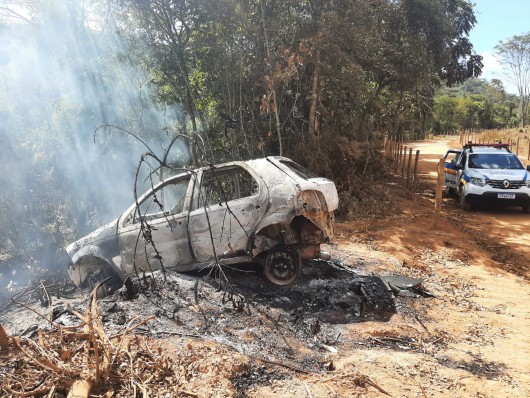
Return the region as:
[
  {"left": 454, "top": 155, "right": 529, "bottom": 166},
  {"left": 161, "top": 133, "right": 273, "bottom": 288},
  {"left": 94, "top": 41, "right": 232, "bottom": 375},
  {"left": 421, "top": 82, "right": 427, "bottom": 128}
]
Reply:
[{"left": 495, "top": 33, "right": 530, "bottom": 127}]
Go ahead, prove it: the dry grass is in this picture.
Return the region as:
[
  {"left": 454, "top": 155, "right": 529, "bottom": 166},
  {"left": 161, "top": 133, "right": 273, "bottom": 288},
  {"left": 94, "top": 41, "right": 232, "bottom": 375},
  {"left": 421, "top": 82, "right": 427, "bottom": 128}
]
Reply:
[{"left": 461, "top": 128, "right": 530, "bottom": 162}]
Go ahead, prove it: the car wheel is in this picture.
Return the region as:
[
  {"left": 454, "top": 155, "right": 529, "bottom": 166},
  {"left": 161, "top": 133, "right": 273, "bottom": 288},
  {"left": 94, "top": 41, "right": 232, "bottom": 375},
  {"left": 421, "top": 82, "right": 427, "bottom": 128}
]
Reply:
[
  {"left": 459, "top": 185, "right": 472, "bottom": 211},
  {"left": 447, "top": 187, "right": 458, "bottom": 198},
  {"left": 263, "top": 245, "right": 302, "bottom": 285},
  {"left": 523, "top": 205, "right": 529, "bottom": 213},
  {"left": 86, "top": 269, "right": 119, "bottom": 299}
]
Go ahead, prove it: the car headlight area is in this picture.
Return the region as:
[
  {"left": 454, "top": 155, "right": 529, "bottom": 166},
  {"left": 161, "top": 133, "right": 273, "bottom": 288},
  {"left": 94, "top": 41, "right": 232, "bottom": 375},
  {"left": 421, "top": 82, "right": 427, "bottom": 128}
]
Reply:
[{"left": 470, "top": 177, "right": 486, "bottom": 187}]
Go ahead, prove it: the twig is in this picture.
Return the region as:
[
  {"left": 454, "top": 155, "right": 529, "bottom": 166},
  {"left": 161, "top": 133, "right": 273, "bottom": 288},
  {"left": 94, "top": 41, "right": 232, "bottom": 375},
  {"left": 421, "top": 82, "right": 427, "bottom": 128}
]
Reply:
[
  {"left": 308, "top": 373, "right": 392, "bottom": 396},
  {"left": 11, "top": 291, "right": 54, "bottom": 327},
  {"left": 325, "top": 384, "right": 339, "bottom": 397},
  {"left": 419, "top": 383, "right": 428, "bottom": 398},
  {"left": 152, "top": 331, "right": 202, "bottom": 338},
  {"left": 371, "top": 336, "right": 419, "bottom": 347},
  {"left": 247, "top": 355, "right": 311, "bottom": 374},
  {"left": 303, "top": 381, "right": 313, "bottom": 397},
  {"left": 181, "top": 391, "right": 199, "bottom": 397},
  {"left": 40, "top": 281, "right": 52, "bottom": 323},
  {"left": 110, "top": 316, "right": 156, "bottom": 340}
]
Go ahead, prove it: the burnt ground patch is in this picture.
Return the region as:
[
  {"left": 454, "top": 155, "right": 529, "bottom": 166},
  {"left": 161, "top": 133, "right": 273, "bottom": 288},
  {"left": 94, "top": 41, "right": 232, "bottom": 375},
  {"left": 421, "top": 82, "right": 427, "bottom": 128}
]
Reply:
[
  {"left": 82, "top": 258, "right": 405, "bottom": 371},
  {"left": 230, "top": 364, "right": 292, "bottom": 398},
  {"left": 1, "top": 254, "right": 427, "bottom": 377}
]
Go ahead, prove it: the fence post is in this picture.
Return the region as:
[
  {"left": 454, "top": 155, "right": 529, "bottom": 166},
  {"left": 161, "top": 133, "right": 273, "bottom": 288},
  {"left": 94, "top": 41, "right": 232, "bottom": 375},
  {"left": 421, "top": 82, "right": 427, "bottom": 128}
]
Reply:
[
  {"left": 406, "top": 148, "right": 413, "bottom": 188},
  {"left": 516, "top": 137, "right": 520, "bottom": 156},
  {"left": 402, "top": 146, "right": 408, "bottom": 178},
  {"left": 395, "top": 145, "right": 402, "bottom": 173},
  {"left": 412, "top": 150, "right": 420, "bottom": 192},
  {"left": 433, "top": 157, "right": 445, "bottom": 227}
]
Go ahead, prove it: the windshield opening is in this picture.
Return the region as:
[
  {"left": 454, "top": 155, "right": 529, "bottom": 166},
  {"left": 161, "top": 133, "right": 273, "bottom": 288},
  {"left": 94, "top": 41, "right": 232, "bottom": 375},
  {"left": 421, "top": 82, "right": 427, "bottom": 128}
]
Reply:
[{"left": 468, "top": 153, "right": 524, "bottom": 170}]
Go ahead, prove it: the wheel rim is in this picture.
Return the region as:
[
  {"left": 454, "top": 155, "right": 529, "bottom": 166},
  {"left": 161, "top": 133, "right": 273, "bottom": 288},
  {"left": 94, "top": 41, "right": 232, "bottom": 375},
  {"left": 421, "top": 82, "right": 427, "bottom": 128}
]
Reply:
[{"left": 265, "top": 251, "right": 297, "bottom": 284}]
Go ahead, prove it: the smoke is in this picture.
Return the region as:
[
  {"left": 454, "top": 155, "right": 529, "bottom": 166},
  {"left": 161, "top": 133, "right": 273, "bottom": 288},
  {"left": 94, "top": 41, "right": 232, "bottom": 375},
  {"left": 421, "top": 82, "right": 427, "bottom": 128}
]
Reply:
[{"left": 0, "top": 2, "right": 191, "bottom": 290}]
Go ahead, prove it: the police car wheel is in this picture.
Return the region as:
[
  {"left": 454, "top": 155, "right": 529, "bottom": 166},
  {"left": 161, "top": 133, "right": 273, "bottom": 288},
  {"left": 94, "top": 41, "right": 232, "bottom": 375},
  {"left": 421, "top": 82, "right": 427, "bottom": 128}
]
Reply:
[
  {"left": 459, "top": 186, "right": 472, "bottom": 211},
  {"left": 447, "top": 187, "right": 458, "bottom": 198}
]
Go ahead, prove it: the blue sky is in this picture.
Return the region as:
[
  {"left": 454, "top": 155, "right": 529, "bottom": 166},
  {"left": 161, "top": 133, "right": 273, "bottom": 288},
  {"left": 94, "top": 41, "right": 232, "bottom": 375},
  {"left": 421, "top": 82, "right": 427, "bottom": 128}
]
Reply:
[{"left": 469, "top": 0, "right": 530, "bottom": 93}]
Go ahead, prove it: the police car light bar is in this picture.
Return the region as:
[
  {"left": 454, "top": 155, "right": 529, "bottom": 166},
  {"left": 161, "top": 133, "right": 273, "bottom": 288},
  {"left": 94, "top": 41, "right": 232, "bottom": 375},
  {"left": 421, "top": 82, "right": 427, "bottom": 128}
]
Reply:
[{"left": 463, "top": 143, "right": 511, "bottom": 152}]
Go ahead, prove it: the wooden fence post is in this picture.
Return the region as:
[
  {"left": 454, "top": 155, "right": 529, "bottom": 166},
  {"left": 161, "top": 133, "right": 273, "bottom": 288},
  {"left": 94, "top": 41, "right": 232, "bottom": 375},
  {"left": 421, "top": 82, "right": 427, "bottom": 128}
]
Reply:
[
  {"left": 516, "top": 137, "right": 520, "bottom": 156},
  {"left": 402, "top": 146, "right": 408, "bottom": 178},
  {"left": 412, "top": 150, "right": 420, "bottom": 192},
  {"left": 395, "top": 145, "right": 402, "bottom": 172},
  {"left": 527, "top": 140, "right": 530, "bottom": 161},
  {"left": 433, "top": 157, "right": 445, "bottom": 227},
  {"left": 406, "top": 148, "right": 413, "bottom": 188}
]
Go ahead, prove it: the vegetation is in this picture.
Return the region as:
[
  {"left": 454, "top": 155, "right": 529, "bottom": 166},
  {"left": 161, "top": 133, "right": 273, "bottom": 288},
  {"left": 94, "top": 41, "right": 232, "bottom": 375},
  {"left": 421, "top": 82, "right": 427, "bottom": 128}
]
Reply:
[
  {"left": 0, "top": 0, "right": 483, "bottom": 277},
  {"left": 495, "top": 33, "right": 530, "bottom": 127},
  {"left": 432, "top": 78, "right": 519, "bottom": 133}
]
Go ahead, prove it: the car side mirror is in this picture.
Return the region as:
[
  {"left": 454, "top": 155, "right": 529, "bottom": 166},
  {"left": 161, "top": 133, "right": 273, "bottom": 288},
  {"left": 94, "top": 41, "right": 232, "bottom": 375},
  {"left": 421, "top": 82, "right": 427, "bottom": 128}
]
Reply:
[
  {"left": 455, "top": 165, "right": 463, "bottom": 170},
  {"left": 527, "top": 165, "right": 530, "bottom": 172}
]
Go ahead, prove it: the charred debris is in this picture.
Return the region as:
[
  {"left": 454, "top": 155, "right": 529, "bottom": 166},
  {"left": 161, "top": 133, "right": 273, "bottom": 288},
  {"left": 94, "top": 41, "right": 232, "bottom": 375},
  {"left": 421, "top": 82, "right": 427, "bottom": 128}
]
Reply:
[{"left": 0, "top": 254, "right": 430, "bottom": 397}]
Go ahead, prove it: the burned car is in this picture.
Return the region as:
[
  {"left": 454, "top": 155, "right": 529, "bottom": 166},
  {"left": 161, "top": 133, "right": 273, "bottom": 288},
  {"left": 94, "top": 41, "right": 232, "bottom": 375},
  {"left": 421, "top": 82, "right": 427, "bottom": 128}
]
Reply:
[{"left": 66, "top": 157, "right": 338, "bottom": 294}]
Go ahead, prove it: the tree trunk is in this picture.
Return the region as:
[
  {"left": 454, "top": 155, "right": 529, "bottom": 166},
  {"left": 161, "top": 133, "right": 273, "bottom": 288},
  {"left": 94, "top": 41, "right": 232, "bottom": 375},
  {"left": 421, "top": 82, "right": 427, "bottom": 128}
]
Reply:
[
  {"left": 273, "top": 92, "right": 283, "bottom": 156},
  {"left": 240, "top": 58, "right": 252, "bottom": 158},
  {"left": 522, "top": 98, "right": 527, "bottom": 128},
  {"left": 308, "top": 46, "right": 321, "bottom": 136}
]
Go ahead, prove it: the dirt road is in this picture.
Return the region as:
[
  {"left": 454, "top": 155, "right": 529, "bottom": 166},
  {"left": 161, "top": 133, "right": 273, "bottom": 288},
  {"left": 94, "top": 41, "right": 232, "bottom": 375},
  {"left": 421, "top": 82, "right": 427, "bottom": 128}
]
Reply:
[{"left": 408, "top": 137, "right": 530, "bottom": 263}]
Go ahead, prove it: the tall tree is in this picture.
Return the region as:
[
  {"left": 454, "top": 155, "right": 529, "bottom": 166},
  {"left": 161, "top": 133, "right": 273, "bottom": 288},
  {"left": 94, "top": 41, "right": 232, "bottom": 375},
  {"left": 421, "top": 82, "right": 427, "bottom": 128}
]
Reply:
[{"left": 495, "top": 33, "right": 530, "bottom": 127}]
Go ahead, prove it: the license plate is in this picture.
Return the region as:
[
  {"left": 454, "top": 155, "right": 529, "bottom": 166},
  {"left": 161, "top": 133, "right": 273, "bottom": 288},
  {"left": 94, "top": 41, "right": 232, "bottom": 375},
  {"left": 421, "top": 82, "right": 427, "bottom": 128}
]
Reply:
[{"left": 498, "top": 193, "right": 516, "bottom": 199}]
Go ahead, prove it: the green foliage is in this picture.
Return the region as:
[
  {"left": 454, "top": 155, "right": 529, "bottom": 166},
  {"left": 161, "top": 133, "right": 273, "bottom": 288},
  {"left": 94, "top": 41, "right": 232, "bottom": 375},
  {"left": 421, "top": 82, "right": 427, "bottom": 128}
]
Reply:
[
  {"left": 432, "top": 78, "right": 519, "bottom": 132},
  {"left": 0, "top": 0, "right": 485, "bottom": 275}
]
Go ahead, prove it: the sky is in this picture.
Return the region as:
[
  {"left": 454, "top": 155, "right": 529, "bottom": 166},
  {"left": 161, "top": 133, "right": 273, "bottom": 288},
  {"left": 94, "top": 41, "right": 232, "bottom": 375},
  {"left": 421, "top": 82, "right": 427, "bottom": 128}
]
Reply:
[{"left": 469, "top": 0, "right": 530, "bottom": 94}]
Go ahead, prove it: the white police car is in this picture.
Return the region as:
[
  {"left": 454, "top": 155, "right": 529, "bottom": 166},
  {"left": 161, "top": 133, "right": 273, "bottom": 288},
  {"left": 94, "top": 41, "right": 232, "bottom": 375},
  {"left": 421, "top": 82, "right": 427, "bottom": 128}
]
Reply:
[{"left": 443, "top": 143, "right": 530, "bottom": 212}]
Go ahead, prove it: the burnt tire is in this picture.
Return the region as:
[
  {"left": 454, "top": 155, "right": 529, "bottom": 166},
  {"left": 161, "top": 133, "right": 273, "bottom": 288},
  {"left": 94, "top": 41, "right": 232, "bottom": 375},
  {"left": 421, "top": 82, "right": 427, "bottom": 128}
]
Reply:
[
  {"left": 263, "top": 245, "right": 302, "bottom": 285},
  {"left": 459, "top": 186, "right": 472, "bottom": 211},
  {"left": 86, "top": 269, "right": 120, "bottom": 299}
]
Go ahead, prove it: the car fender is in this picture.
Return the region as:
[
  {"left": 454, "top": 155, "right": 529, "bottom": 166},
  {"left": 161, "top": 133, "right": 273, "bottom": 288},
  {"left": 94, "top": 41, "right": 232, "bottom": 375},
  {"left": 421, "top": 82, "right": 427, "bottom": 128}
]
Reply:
[{"left": 68, "top": 245, "right": 121, "bottom": 287}]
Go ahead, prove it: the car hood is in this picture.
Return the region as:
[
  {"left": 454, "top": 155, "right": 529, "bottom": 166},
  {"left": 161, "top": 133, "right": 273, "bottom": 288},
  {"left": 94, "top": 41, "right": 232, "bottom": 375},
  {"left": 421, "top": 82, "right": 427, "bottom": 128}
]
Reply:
[
  {"left": 467, "top": 169, "right": 528, "bottom": 181},
  {"left": 66, "top": 218, "right": 120, "bottom": 259}
]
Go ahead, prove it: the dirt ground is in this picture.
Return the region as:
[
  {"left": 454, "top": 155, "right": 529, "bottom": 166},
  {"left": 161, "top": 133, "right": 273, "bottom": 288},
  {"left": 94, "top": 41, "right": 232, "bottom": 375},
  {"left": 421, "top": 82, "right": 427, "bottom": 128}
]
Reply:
[{"left": 2, "top": 138, "right": 530, "bottom": 397}]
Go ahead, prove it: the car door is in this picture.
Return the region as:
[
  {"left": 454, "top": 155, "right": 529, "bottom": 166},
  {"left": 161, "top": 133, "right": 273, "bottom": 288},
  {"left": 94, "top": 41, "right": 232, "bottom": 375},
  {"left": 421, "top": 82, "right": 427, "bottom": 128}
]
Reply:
[
  {"left": 188, "top": 164, "right": 267, "bottom": 263},
  {"left": 117, "top": 173, "right": 195, "bottom": 275},
  {"left": 443, "top": 149, "right": 463, "bottom": 188}
]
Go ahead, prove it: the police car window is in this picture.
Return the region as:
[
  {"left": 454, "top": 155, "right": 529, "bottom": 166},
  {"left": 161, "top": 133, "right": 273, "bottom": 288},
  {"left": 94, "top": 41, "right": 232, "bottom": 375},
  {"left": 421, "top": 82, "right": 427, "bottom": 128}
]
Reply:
[
  {"left": 280, "top": 160, "right": 317, "bottom": 179},
  {"left": 458, "top": 152, "right": 467, "bottom": 166},
  {"left": 193, "top": 166, "right": 258, "bottom": 210},
  {"left": 446, "top": 152, "right": 459, "bottom": 163},
  {"left": 468, "top": 154, "right": 524, "bottom": 170}
]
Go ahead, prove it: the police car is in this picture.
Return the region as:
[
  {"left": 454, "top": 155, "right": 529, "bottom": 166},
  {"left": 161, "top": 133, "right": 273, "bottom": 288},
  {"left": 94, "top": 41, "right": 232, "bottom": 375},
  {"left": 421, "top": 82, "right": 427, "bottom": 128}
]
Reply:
[{"left": 443, "top": 143, "right": 530, "bottom": 212}]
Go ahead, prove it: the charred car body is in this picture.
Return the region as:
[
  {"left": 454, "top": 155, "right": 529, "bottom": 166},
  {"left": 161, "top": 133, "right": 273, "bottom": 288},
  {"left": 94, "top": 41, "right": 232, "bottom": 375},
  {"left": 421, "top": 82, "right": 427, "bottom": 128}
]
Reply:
[{"left": 66, "top": 157, "right": 338, "bottom": 293}]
